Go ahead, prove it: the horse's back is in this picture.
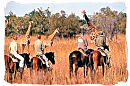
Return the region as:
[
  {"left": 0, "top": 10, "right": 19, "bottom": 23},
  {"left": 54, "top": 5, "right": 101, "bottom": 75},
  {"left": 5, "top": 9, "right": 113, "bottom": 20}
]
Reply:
[
  {"left": 31, "top": 57, "right": 39, "bottom": 71},
  {"left": 4, "top": 55, "right": 8, "bottom": 63},
  {"left": 91, "top": 50, "right": 101, "bottom": 64},
  {"left": 32, "top": 57, "right": 39, "bottom": 64},
  {"left": 4, "top": 55, "right": 9, "bottom": 70},
  {"left": 86, "top": 49, "right": 94, "bottom": 55},
  {"left": 69, "top": 50, "right": 81, "bottom": 61},
  {"left": 70, "top": 50, "right": 81, "bottom": 57}
]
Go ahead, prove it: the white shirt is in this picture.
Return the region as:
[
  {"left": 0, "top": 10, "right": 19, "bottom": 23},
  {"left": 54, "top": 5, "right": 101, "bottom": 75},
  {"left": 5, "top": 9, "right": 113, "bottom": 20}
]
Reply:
[{"left": 9, "top": 40, "right": 18, "bottom": 54}]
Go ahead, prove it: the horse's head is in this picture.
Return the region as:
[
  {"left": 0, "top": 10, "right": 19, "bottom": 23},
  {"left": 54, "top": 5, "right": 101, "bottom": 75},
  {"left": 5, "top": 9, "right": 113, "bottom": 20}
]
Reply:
[
  {"left": 104, "top": 45, "right": 109, "bottom": 51},
  {"left": 20, "top": 53, "right": 30, "bottom": 61},
  {"left": 20, "top": 53, "right": 31, "bottom": 68},
  {"left": 45, "top": 52, "right": 55, "bottom": 64},
  {"left": 105, "top": 55, "right": 111, "bottom": 68}
]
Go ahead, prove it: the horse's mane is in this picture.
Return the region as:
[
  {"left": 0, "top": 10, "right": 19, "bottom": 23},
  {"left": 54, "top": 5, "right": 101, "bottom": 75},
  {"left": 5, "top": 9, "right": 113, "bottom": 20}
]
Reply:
[
  {"left": 45, "top": 52, "right": 54, "bottom": 58},
  {"left": 104, "top": 45, "right": 109, "bottom": 51}
]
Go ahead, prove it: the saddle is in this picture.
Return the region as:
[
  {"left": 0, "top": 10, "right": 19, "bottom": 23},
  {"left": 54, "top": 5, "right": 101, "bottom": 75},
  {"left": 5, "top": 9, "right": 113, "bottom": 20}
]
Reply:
[
  {"left": 78, "top": 48, "right": 87, "bottom": 57},
  {"left": 97, "top": 48, "right": 106, "bottom": 57},
  {"left": 36, "top": 55, "right": 45, "bottom": 64},
  {"left": 78, "top": 49, "right": 87, "bottom": 67},
  {"left": 9, "top": 54, "right": 19, "bottom": 62}
]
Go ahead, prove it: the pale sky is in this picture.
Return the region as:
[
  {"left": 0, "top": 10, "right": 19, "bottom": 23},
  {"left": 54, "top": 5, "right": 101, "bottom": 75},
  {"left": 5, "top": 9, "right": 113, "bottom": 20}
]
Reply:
[{"left": 5, "top": 1, "right": 126, "bottom": 19}]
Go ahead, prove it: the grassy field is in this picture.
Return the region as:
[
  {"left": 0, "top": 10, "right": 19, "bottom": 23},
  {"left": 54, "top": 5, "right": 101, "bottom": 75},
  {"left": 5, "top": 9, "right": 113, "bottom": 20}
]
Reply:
[{"left": 4, "top": 34, "right": 128, "bottom": 85}]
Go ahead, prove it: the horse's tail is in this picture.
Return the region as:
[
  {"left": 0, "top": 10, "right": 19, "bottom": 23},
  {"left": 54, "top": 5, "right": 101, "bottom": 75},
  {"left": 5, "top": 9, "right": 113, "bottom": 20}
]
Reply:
[
  {"left": 30, "top": 58, "right": 34, "bottom": 68},
  {"left": 32, "top": 57, "right": 39, "bottom": 71},
  {"left": 69, "top": 53, "right": 74, "bottom": 69},
  {"left": 69, "top": 52, "right": 74, "bottom": 78},
  {"left": 8, "top": 57, "right": 14, "bottom": 73},
  {"left": 89, "top": 51, "right": 94, "bottom": 65}
]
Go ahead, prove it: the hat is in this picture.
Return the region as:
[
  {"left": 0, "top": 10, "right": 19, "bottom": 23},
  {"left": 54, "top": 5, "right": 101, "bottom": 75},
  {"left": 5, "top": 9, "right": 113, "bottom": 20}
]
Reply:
[
  {"left": 37, "top": 35, "right": 41, "bottom": 39},
  {"left": 13, "top": 35, "right": 17, "bottom": 40},
  {"left": 82, "top": 10, "right": 86, "bottom": 14},
  {"left": 98, "top": 31, "right": 103, "bottom": 35}
]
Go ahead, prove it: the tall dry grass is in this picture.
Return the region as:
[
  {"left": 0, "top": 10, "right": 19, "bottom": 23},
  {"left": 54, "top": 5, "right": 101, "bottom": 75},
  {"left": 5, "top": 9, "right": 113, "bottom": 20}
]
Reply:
[{"left": 4, "top": 34, "right": 128, "bottom": 85}]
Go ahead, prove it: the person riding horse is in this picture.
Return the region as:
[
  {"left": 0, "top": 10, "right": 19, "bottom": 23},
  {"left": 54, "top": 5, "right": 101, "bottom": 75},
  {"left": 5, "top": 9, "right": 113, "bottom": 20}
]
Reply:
[
  {"left": 9, "top": 35, "right": 24, "bottom": 72},
  {"left": 77, "top": 33, "right": 88, "bottom": 55},
  {"left": 96, "top": 31, "right": 111, "bottom": 61},
  {"left": 34, "top": 35, "right": 50, "bottom": 68},
  {"left": 77, "top": 33, "right": 88, "bottom": 66}
]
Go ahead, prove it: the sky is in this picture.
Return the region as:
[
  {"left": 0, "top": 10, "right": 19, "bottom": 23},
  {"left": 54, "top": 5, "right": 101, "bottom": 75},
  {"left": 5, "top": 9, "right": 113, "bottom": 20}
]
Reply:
[{"left": 5, "top": 1, "right": 126, "bottom": 19}]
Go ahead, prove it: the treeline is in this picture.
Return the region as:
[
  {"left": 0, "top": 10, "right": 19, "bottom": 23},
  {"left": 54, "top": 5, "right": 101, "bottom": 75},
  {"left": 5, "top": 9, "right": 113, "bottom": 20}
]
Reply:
[
  {"left": 5, "top": 7, "right": 126, "bottom": 38},
  {"left": 90, "top": 7, "right": 126, "bottom": 40}
]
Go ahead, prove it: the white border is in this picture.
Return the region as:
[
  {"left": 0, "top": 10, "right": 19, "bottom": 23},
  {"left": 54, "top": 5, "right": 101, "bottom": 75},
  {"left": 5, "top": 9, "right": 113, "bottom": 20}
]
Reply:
[{"left": 1, "top": 0, "right": 130, "bottom": 86}]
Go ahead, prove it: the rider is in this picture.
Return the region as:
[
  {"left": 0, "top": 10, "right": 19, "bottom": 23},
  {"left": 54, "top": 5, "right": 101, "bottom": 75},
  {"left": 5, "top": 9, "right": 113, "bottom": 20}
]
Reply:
[
  {"left": 34, "top": 35, "right": 49, "bottom": 68},
  {"left": 77, "top": 32, "right": 88, "bottom": 56},
  {"left": 96, "top": 31, "right": 110, "bottom": 58},
  {"left": 9, "top": 35, "right": 24, "bottom": 71},
  {"left": 77, "top": 32, "right": 88, "bottom": 67}
]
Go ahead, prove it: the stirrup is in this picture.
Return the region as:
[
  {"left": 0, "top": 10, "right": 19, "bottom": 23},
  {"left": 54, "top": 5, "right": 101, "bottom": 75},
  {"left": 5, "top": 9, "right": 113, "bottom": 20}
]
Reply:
[
  {"left": 9, "top": 54, "right": 19, "bottom": 62},
  {"left": 36, "top": 55, "right": 46, "bottom": 64}
]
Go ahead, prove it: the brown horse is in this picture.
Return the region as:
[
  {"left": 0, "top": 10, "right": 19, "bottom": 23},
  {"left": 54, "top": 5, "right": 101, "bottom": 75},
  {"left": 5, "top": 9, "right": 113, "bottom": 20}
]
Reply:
[
  {"left": 31, "top": 52, "right": 55, "bottom": 72},
  {"left": 4, "top": 55, "right": 19, "bottom": 80},
  {"left": 4, "top": 53, "right": 30, "bottom": 80},
  {"left": 89, "top": 50, "right": 111, "bottom": 76},
  {"left": 4, "top": 55, "right": 9, "bottom": 72},
  {"left": 69, "top": 49, "right": 94, "bottom": 78}
]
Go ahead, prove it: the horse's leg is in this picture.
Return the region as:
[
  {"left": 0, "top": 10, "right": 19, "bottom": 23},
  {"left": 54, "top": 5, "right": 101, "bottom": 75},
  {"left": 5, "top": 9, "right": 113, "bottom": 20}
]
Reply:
[
  {"left": 102, "top": 63, "right": 104, "bottom": 76},
  {"left": 69, "top": 65, "right": 73, "bottom": 78},
  {"left": 30, "top": 60, "right": 33, "bottom": 77},
  {"left": 9, "top": 64, "right": 12, "bottom": 81},
  {"left": 74, "top": 65, "right": 78, "bottom": 77},
  {"left": 19, "top": 63, "right": 24, "bottom": 80},
  {"left": 33, "top": 58, "right": 38, "bottom": 76},
  {"left": 86, "top": 66, "right": 88, "bottom": 77},
  {"left": 14, "top": 63, "right": 17, "bottom": 79},
  {"left": 5, "top": 56, "right": 9, "bottom": 81},
  {"left": 9, "top": 60, "right": 14, "bottom": 80},
  {"left": 22, "top": 44, "right": 25, "bottom": 53},
  {"left": 20, "top": 68, "right": 23, "bottom": 79},
  {"left": 90, "top": 63, "right": 93, "bottom": 75},
  {"left": 9, "top": 72, "right": 12, "bottom": 82},
  {"left": 9, "top": 69, "right": 13, "bottom": 82},
  {"left": 83, "top": 65, "right": 86, "bottom": 78},
  {"left": 93, "top": 63, "right": 98, "bottom": 76},
  {"left": 69, "top": 57, "right": 73, "bottom": 78}
]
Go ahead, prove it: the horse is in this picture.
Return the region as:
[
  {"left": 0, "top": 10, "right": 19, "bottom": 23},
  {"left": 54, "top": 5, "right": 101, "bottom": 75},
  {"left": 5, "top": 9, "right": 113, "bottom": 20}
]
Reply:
[
  {"left": 97, "top": 44, "right": 111, "bottom": 68},
  {"left": 89, "top": 49, "right": 111, "bottom": 76},
  {"left": 69, "top": 49, "right": 94, "bottom": 78},
  {"left": 31, "top": 52, "right": 55, "bottom": 72},
  {"left": 4, "top": 53, "right": 30, "bottom": 80},
  {"left": 4, "top": 55, "right": 9, "bottom": 72}
]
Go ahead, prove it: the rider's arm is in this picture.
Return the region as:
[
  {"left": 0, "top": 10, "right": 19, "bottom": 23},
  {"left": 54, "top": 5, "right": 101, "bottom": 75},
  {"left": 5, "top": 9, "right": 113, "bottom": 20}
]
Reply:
[
  {"left": 103, "top": 36, "right": 106, "bottom": 45},
  {"left": 84, "top": 38, "right": 88, "bottom": 46},
  {"left": 33, "top": 43, "right": 35, "bottom": 51},
  {"left": 17, "top": 43, "right": 20, "bottom": 53},
  {"left": 9, "top": 44, "right": 11, "bottom": 52}
]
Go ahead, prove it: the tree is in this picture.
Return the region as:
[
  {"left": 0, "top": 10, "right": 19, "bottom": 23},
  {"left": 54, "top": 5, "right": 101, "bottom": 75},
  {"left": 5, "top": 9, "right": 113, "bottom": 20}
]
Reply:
[{"left": 90, "top": 7, "right": 126, "bottom": 40}]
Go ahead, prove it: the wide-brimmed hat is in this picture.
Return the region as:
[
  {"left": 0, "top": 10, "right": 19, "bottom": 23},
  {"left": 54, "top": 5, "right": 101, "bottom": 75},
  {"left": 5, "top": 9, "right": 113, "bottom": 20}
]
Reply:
[{"left": 98, "top": 31, "right": 103, "bottom": 35}]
